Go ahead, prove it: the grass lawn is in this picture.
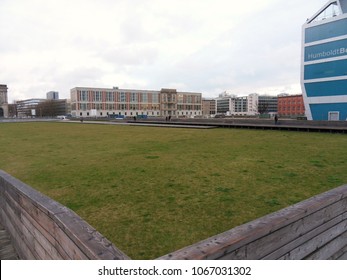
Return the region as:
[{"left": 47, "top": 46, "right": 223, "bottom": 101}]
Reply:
[{"left": 0, "top": 122, "right": 347, "bottom": 259}]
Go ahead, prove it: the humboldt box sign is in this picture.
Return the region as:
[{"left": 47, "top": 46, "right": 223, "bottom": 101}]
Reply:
[{"left": 305, "top": 38, "right": 347, "bottom": 61}]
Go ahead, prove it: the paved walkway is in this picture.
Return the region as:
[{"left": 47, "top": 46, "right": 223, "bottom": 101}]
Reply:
[
  {"left": 68, "top": 120, "right": 218, "bottom": 129},
  {"left": 127, "top": 119, "right": 347, "bottom": 133},
  {"left": 0, "top": 222, "right": 19, "bottom": 260}
]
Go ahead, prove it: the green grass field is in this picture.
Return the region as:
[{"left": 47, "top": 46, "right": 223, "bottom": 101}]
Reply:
[{"left": 1, "top": 122, "right": 347, "bottom": 259}]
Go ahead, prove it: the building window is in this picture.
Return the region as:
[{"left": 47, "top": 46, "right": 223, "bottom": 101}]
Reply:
[
  {"left": 131, "top": 92, "right": 137, "bottom": 103},
  {"left": 178, "top": 94, "right": 183, "bottom": 103},
  {"left": 106, "top": 92, "right": 114, "bottom": 102},
  {"left": 130, "top": 104, "right": 138, "bottom": 110},
  {"left": 79, "top": 91, "right": 88, "bottom": 101},
  {"left": 94, "top": 91, "right": 102, "bottom": 101},
  {"left": 152, "top": 93, "right": 158, "bottom": 103},
  {"left": 106, "top": 104, "right": 114, "bottom": 110},
  {"left": 80, "top": 103, "right": 87, "bottom": 111},
  {"left": 142, "top": 93, "right": 148, "bottom": 103},
  {"left": 120, "top": 92, "right": 126, "bottom": 102}
]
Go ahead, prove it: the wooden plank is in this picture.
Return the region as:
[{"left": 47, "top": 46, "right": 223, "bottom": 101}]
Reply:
[
  {"left": 193, "top": 199, "right": 343, "bottom": 259},
  {"left": 13, "top": 194, "right": 70, "bottom": 259},
  {"left": 1, "top": 195, "right": 28, "bottom": 259},
  {"left": 0, "top": 184, "right": 4, "bottom": 223},
  {"left": 246, "top": 199, "right": 347, "bottom": 259},
  {"left": 0, "top": 223, "right": 19, "bottom": 260},
  {"left": 1, "top": 171, "right": 129, "bottom": 259},
  {"left": 0, "top": 245, "right": 19, "bottom": 260},
  {"left": 5, "top": 185, "right": 87, "bottom": 259},
  {"left": 54, "top": 210, "right": 130, "bottom": 260},
  {"left": 328, "top": 244, "right": 347, "bottom": 260},
  {"left": 338, "top": 253, "right": 347, "bottom": 260},
  {"left": 9, "top": 198, "right": 87, "bottom": 260},
  {"left": 1, "top": 213, "right": 35, "bottom": 259},
  {"left": 11, "top": 180, "right": 127, "bottom": 259},
  {"left": 21, "top": 213, "right": 65, "bottom": 259},
  {"left": 304, "top": 231, "right": 347, "bottom": 260},
  {"left": 20, "top": 216, "right": 53, "bottom": 259},
  {"left": 263, "top": 212, "right": 347, "bottom": 259},
  {"left": 51, "top": 222, "right": 89, "bottom": 260},
  {"left": 3, "top": 188, "right": 50, "bottom": 259},
  {"left": 2, "top": 172, "right": 84, "bottom": 260},
  {"left": 279, "top": 220, "right": 347, "bottom": 259},
  {"left": 215, "top": 246, "right": 247, "bottom": 260},
  {"left": 2, "top": 197, "right": 38, "bottom": 259},
  {"left": 19, "top": 195, "right": 86, "bottom": 259},
  {"left": 337, "top": 251, "right": 347, "bottom": 260},
  {"left": 3, "top": 189, "right": 70, "bottom": 259},
  {"left": 158, "top": 190, "right": 347, "bottom": 260},
  {"left": 1, "top": 171, "right": 68, "bottom": 218}
]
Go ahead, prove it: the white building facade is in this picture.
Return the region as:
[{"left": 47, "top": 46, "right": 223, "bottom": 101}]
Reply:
[{"left": 215, "top": 92, "right": 259, "bottom": 116}]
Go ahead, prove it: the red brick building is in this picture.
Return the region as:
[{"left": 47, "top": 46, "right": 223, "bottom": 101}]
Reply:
[{"left": 277, "top": 94, "right": 305, "bottom": 118}]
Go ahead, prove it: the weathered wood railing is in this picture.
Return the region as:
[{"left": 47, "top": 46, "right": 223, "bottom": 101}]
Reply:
[
  {"left": 1, "top": 169, "right": 346, "bottom": 260},
  {"left": 158, "top": 184, "right": 347, "bottom": 260},
  {"left": 0, "top": 170, "right": 130, "bottom": 260}
]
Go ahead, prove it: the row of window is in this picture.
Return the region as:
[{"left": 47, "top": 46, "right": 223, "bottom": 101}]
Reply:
[
  {"left": 77, "top": 91, "right": 201, "bottom": 104},
  {"left": 78, "top": 91, "right": 159, "bottom": 103},
  {"left": 78, "top": 103, "right": 162, "bottom": 111},
  {"left": 279, "top": 101, "right": 304, "bottom": 104},
  {"left": 177, "top": 105, "right": 201, "bottom": 110},
  {"left": 79, "top": 111, "right": 202, "bottom": 117},
  {"left": 78, "top": 104, "right": 203, "bottom": 110},
  {"left": 278, "top": 107, "right": 305, "bottom": 111}
]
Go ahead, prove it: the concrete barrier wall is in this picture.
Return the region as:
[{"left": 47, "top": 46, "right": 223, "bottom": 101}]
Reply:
[
  {"left": 0, "top": 170, "right": 130, "bottom": 260},
  {"left": 159, "top": 184, "right": 347, "bottom": 260}
]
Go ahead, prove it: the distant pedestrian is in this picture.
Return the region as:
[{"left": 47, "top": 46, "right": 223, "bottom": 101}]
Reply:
[
  {"left": 274, "top": 115, "right": 278, "bottom": 125},
  {"left": 80, "top": 117, "right": 83, "bottom": 123},
  {"left": 168, "top": 115, "right": 171, "bottom": 121}
]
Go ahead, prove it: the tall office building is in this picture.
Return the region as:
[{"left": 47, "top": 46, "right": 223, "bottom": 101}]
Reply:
[
  {"left": 258, "top": 95, "right": 278, "bottom": 115},
  {"left": 301, "top": 0, "right": 347, "bottom": 120},
  {"left": 47, "top": 91, "right": 59, "bottom": 100}
]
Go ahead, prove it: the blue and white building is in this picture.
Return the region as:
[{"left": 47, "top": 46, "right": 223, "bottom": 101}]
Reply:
[{"left": 301, "top": 0, "right": 347, "bottom": 120}]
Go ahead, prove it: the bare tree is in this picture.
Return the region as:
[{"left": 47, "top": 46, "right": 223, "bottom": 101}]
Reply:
[
  {"left": 35, "top": 100, "right": 57, "bottom": 117},
  {"left": 258, "top": 102, "right": 269, "bottom": 115}
]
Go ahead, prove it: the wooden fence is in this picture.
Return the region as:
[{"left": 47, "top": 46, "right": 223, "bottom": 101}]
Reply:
[
  {"left": 0, "top": 170, "right": 130, "bottom": 260},
  {"left": 1, "top": 169, "right": 346, "bottom": 260},
  {"left": 158, "top": 184, "right": 347, "bottom": 260}
]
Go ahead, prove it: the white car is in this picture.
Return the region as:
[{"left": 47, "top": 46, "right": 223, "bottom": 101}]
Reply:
[{"left": 57, "top": 115, "right": 69, "bottom": 120}]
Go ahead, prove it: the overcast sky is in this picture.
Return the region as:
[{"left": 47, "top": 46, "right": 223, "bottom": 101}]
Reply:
[{"left": 1, "top": 0, "right": 328, "bottom": 102}]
